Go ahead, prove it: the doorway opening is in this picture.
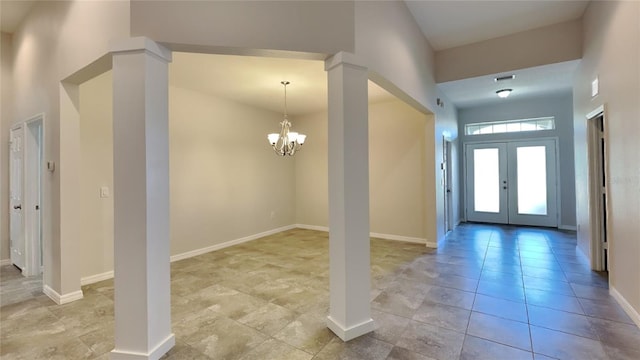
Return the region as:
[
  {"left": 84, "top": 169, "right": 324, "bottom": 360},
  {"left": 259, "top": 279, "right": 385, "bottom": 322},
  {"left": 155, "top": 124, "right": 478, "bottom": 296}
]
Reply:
[
  {"left": 464, "top": 138, "right": 558, "bottom": 227},
  {"left": 9, "top": 115, "right": 44, "bottom": 277},
  {"left": 4, "top": 114, "right": 44, "bottom": 306},
  {"left": 587, "top": 110, "right": 608, "bottom": 272},
  {"left": 443, "top": 138, "right": 454, "bottom": 233}
]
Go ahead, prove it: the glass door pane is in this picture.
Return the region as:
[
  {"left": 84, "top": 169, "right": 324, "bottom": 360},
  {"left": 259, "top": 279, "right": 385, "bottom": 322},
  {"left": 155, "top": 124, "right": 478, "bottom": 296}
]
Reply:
[
  {"left": 474, "top": 148, "right": 500, "bottom": 213},
  {"left": 516, "top": 146, "right": 547, "bottom": 215},
  {"left": 507, "top": 140, "right": 557, "bottom": 227}
]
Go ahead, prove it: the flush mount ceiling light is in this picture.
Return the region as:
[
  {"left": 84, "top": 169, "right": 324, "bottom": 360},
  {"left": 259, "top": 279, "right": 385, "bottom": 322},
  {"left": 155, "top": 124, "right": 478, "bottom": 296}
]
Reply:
[
  {"left": 267, "top": 81, "right": 306, "bottom": 156},
  {"left": 496, "top": 89, "right": 512, "bottom": 98}
]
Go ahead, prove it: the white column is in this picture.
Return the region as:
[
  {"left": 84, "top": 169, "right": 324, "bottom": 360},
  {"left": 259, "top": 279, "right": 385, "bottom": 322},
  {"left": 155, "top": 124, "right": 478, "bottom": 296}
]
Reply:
[
  {"left": 110, "top": 37, "right": 174, "bottom": 360},
  {"left": 325, "top": 52, "right": 374, "bottom": 341}
]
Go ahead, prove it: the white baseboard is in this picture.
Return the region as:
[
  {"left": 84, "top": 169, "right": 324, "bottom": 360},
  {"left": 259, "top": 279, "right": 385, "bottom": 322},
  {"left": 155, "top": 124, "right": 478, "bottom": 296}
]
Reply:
[
  {"left": 79, "top": 225, "right": 298, "bottom": 286},
  {"left": 610, "top": 286, "right": 640, "bottom": 328},
  {"left": 80, "top": 224, "right": 428, "bottom": 287},
  {"left": 111, "top": 333, "right": 175, "bottom": 360},
  {"left": 559, "top": 224, "right": 578, "bottom": 231},
  {"left": 326, "top": 316, "right": 375, "bottom": 341},
  {"left": 296, "top": 224, "right": 428, "bottom": 245},
  {"left": 0, "top": 258, "right": 11, "bottom": 266},
  {"left": 296, "top": 224, "right": 329, "bottom": 232},
  {"left": 170, "top": 224, "right": 296, "bottom": 262},
  {"left": 81, "top": 271, "right": 114, "bottom": 286},
  {"left": 370, "top": 232, "right": 427, "bottom": 245},
  {"left": 43, "top": 285, "right": 84, "bottom": 305}
]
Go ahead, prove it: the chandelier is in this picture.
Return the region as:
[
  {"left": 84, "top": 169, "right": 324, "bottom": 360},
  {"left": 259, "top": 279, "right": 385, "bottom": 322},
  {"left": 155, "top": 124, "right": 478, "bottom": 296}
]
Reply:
[{"left": 267, "top": 81, "right": 306, "bottom": 156}]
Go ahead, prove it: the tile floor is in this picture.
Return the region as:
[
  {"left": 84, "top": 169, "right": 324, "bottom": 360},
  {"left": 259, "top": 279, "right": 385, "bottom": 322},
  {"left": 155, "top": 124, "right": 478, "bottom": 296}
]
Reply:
[
  {"left": 0, "top": 263, "right": 42, "bottom": 307},
  {"left": 1, "top": 224, "right": 639, "bottom": 359}
]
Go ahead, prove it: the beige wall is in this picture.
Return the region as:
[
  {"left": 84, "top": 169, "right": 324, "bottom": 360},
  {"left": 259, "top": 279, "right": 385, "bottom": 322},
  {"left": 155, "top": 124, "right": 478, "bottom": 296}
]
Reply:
[
  {"left": 1, "top": 33, "right": 13, "bottom": 261},
  {"left": 130, "top": 0, "right": 355, "bottom": 57},
  {"left": 573, "top": 1, "right": 640, "bottom": 320},
  {"left": 5, "top": 0, "right": 129, "bottom": 293},
  {"left": 355, "top": 0, "right": 437, "bottom": 113},
  {"left": 169, "top": 85, "right": 295, "bottom": 255},
  {"left": 436, "top": 19, "right": 583, "bottom": 83},
  {"left": 433, "top": 90, "right": 459, "bottom": 241},
  {"left": 354, "top": 0, "right": 460, "bottom": 243},
  {"left": 75, "top": 70, "right": 297, "bottom": 278},
  {"left": 295, "top": 99, "right": 430, "bottom": 241},
  {"left": 78, "top": 71, "right": 114, "bottom": 278}
]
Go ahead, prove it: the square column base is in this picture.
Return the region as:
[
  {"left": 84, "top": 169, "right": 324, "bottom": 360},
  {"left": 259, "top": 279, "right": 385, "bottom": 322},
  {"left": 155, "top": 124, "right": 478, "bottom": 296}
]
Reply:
[
  {"left": 110, "top": 334, "right": 175, "bottom": 360},
  {"left": 327, "top": 316, "right": 375, "bottom": 341}
]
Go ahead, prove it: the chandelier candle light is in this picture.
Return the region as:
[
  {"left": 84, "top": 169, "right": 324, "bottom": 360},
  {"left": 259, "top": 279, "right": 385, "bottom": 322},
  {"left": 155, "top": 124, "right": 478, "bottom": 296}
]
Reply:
[{"left": 267, "top": 81, "right": 306, "bottom": 156}]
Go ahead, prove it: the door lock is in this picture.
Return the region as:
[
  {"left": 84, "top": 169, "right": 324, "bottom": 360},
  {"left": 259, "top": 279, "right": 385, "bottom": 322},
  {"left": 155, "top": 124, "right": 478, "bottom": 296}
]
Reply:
[{"left": 13, "top": 205, "right": 21, "bottom": 210}]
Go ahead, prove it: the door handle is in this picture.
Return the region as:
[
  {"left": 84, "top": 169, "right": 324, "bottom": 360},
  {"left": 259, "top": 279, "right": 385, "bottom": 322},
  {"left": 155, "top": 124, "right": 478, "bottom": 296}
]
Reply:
[{"left": 13, "top": 205, "right": 21, "bottom": 210}]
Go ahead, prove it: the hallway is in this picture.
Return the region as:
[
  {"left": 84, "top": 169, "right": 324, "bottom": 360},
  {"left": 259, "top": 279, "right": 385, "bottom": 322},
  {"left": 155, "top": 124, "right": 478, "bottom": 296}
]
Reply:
[{"left": 0, "top": 225, "right": 638, "bottom": 359}]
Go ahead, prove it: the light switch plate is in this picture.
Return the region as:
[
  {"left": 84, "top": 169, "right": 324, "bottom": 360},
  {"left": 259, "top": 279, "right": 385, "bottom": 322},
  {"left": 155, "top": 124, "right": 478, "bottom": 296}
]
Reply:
[
  {"left": 100, "top": 186, "right": 110, "bottom": 198},
  {"left": 591, "top": 77, "right": 599, "bottom": 97}
]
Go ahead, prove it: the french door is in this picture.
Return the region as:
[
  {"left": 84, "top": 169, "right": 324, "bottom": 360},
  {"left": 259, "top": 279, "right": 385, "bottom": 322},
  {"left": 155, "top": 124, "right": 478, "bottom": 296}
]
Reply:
[{"left": 465, "top": 139, "right": 558, "bottom": 227}]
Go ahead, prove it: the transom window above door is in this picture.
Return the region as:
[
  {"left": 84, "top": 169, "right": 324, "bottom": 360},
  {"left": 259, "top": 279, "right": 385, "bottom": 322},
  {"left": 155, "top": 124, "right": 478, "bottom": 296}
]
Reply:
[{"left": 465, "top": 117, "right": 555, "bottom": 136}]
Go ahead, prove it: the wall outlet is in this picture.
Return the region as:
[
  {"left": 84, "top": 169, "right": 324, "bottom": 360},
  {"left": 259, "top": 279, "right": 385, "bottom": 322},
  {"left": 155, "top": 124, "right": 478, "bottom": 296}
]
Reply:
[{"left": 100, "top": 186, "right": 110, "bottom": 198}]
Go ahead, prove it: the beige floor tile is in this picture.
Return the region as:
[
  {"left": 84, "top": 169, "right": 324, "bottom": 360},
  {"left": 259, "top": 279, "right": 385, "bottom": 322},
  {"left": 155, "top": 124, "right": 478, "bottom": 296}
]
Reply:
[
  {"left": 412, "top": 300, "right": 471, "bottom": 333},
  {"left": 239, "top": 338, "right": 312, "bottom": 360},
  {"left": 1, "top": 226, "right": 638, "bottom": 360},
  {"left": 273, "top": 312, "right": 336, "bottom": 355},
  {"left": 395, "top": 321, "right": 465, "bottom": 359},
  {"left": 386, "top": 346, "right": 437, "bottom": 360},
  {"left": 312, "top": 336, "right": 393, "bottom": 360}
]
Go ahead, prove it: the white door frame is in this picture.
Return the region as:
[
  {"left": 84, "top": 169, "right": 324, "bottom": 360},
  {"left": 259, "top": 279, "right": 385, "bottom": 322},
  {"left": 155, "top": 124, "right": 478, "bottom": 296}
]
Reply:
[
  {"left": 10, "top": 114, "right": 45, "bottom": 277},
  {"left": 442, "top": 137, "right": 454, "bottom": 233},
  {"left": 24, "top": 114, "right": 45, "bottom": 277},
  {"left": 463, "top": 137, "right": 561, "bottom": 227},
  {"left": 586, "top": 105, "right": 609, "bottom": 271}
]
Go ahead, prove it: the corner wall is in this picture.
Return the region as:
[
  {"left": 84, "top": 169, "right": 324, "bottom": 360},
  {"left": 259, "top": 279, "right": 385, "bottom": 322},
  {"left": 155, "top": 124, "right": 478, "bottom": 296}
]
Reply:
[
  {"left": 5, "top": 0, "right": 130, "bottom": 295},
  {"left": 169, "top": 86, "right": 295, "bottom": 256},
  {"left": 76, "top": 71, "right": 297, "bottom": 279},
  {"left": 295, "top": 99, "right": 431, "bottom": 242},
  {"left": 1, "top": 32, "right": 13, "bottom": 262},
  {"left": 573, "top": 0, "right": 640, "bottom": 323}
]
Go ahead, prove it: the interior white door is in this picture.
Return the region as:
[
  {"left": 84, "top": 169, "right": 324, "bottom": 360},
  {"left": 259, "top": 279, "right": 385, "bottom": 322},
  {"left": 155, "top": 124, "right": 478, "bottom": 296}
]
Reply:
[
  {"left": 466, "top": 139, "right": 558, "bottom": 227},
  {"left": 10, "top": 126, "right": 25, "bottom": 271},
  {"left": 465, "top": 143, "right": 508, "bottom": 224},
  {"left": 25, "top": 119, "right": 43, "bottom": 276},
  {"left": 507, "top": 140, "right": 558, "bottom": 227}
]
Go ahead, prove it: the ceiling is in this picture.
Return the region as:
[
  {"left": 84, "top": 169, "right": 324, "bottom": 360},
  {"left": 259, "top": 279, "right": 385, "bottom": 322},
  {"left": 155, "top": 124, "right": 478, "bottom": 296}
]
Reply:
[
  {"left": 438, "top": 60, "right": 579, "bottom": 109},
  {"left": 170, "top": 52, "right": 394, "bottom": 117},
  {"left": 3, "top": 1, "right": 589, "bottom": 112}
]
